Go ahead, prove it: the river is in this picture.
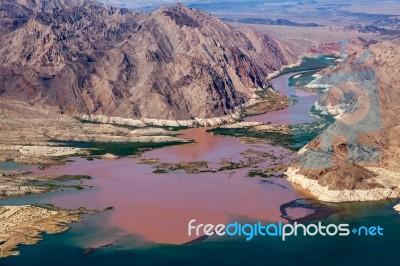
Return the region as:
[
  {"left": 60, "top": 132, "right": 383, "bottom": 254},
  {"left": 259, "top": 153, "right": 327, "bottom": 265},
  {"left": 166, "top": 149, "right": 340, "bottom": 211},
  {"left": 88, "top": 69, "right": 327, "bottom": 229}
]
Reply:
[{"left": 244, "top": 71, "right": 318, "bottom": 125}]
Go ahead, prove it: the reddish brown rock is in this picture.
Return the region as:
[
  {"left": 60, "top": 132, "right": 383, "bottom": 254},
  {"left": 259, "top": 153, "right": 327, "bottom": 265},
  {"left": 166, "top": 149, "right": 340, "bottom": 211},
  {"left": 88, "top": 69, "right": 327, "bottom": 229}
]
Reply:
[{"left": 0, "top": 0, "right": 296, "bottom": 120}]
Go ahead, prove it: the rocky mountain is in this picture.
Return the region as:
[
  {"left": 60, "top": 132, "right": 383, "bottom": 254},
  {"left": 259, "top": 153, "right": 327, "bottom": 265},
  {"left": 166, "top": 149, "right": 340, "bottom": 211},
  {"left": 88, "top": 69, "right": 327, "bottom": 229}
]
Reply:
[
  {"left": 0, "top": 0, "right": 87, "bottom": 35},
  {"left": 286, "top": 38, "right": 400, "bottom": 202},
  {"left": 0, "top": 0, "right": 295, "bottom": 120}
]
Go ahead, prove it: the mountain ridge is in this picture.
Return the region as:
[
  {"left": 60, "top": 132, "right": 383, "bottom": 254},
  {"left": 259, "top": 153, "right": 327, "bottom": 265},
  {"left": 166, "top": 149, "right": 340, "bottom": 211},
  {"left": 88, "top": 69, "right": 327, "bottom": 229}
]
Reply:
[{"left": 0, "top": 0, "right": 296, "bottom": 120}]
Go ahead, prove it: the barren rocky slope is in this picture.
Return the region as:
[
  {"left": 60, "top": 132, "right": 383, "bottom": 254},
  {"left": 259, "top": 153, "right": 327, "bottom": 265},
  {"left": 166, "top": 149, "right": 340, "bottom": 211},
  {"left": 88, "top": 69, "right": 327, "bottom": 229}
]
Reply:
[
  {"left": 286, "top": 38, "right": 400, "bottom": 202},
  {"left": 0, "top": 99, "right": 192, "bottom": 165},
  {"left": 0, "top": 0, "right": 295, "bottom": 120},
  {"left": 0, "top": 0, "right": 86, "bottom": 36}
]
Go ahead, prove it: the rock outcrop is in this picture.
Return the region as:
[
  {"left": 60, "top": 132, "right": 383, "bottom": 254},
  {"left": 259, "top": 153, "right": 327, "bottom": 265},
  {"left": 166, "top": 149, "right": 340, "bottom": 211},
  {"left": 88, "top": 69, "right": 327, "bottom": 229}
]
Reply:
[
  {"left": 0, "top": 205, "right": 91, "bottom": 258},
  {"left": 0, "top": 99, "right": 191, "bottom": 164},
  {"left": 286, "top": 38, "right": 400, "bottom": 202},
  {"left": 0, "top": 0, "right": 295, "bottom": 120}
]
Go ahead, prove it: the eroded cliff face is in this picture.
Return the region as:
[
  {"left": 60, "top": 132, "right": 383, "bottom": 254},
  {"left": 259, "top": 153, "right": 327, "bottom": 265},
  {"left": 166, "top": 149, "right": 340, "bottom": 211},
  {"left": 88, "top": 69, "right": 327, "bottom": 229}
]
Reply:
[
  {"left": 0, "top": 0, "right": 88, "bottom": 35},
  {"left": 287, "top": 38, "right": 400, "bottom": 202},
  {"left": 0, "top": 0, "right": 295, "bottom": 120}
]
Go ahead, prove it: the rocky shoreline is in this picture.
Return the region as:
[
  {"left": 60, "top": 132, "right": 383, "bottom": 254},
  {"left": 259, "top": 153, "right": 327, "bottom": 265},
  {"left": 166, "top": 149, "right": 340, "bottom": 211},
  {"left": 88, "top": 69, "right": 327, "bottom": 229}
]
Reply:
[
  {"left": 0, "top": 169, "right": 101, "bottom": 258},
  {"left": 285, "top": 39, "right": 400, "bottom": 202},
  {"left": 78, "top": 112, "right": 241, "bottom": 128},
  {"left": 0, "top": 170, "right": 91, "bottom": 200},
  {"left": 0, "top": 99, "right": 194, "bottom": 166},
  {"left": 78, "top": 85, "right": 290, "bottom": 128},
  {"left": 286, "top": 167, "right": 400, "bottom": 202},
  {"left": 0, "top": 205, "right": 96, "bottom": 258}
]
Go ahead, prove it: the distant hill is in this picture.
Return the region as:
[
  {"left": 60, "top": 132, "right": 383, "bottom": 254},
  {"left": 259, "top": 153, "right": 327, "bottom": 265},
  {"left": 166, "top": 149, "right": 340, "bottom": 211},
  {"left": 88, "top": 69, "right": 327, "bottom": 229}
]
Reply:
[{"left": 237, "top": 18, "right": 322, "bottom": 27}]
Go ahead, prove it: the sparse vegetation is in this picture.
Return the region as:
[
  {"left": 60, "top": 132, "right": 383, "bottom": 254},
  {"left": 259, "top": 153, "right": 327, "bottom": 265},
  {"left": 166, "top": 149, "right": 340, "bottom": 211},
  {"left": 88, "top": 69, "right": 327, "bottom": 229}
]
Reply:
[
  {"left": 209, "top": 105, "right": 334, "bottom": 151},
  {"left": 153, "top": 169, "right": 168, "bottom": 174},
  {"left": 141, "top": 160, "right": 209, "bottom": 174},
  {"left": 218, "top": 162, "right": 247, "bottom": 171},
  {"left": 54, "top": 175, "right": 92, "bottom": 181},
  {"left": 278, "top": 55, "right": 339, "bottom": 76},
  {"left": 247, "top": 171, "right": 270, "bottom": 178},
  {"left": 51, "top": 140, "right": 193, "bottom": 157}
]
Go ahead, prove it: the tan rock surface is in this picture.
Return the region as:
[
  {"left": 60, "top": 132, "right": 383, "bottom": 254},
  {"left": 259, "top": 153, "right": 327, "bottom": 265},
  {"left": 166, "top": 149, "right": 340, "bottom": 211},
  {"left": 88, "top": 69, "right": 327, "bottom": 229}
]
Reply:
[
  {"left": 0, "top": 99, "right": 190, "bottom": 164},
  {"left": 0, "top": 205, "right": 86, "bottom": 258},
  {"left": 0, "top": 170, "right": 92, "bottom": 199}
]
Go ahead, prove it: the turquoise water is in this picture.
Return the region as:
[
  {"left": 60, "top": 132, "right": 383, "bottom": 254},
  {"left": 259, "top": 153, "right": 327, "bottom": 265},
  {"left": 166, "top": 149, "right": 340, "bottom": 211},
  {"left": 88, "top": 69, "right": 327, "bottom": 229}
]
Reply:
[
  {"left": 0, "top": 162, "right": 29, "bottom": 171},
  {"left": 2, "top": 199, "right": 400, "bottom": 265}
]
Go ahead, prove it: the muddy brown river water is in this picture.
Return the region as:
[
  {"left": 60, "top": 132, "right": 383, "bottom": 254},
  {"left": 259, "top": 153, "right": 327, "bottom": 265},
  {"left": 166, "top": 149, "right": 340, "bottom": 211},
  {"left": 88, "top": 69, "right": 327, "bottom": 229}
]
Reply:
[{"left": 1, "top": 70, "right": 317, "bottom": 247}]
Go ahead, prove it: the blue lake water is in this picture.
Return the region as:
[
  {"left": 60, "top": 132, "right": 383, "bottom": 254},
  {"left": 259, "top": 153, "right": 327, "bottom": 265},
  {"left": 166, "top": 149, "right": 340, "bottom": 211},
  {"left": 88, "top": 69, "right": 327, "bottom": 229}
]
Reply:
[{"left": 2, "top": 199, "right": 400, "bottom": 266}]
